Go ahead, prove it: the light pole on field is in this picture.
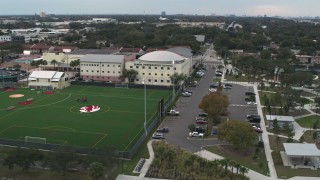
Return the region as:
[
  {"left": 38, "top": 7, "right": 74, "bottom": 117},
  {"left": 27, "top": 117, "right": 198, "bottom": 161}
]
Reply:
[
  {"left": 172, "top": 60, "right": 175, "bottom": 98},
  {"left": 142, "top": 78, "right": 147, "bottom": 137}
]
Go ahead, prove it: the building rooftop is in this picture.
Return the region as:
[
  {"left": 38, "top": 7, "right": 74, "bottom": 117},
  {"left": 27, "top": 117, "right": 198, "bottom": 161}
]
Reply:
[
  {"left": 80, "top": 54, "right": 124, "bottom": 63},
  {"left": 266, "top": 115, "right": 294, "bottom": 122},
  {"left": 284, "top": 143, "right": 320, "bottom": 157}
]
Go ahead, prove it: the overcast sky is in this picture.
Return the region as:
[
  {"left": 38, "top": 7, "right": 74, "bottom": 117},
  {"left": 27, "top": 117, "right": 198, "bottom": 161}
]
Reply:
[{"left": 1, "top": 0, "right": 319, "bottom": 17}]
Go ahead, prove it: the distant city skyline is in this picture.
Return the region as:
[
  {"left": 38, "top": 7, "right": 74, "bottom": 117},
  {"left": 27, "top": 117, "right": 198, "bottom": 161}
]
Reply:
[{"left": 1, "top": 0, "right": 320, "bottom": 17}]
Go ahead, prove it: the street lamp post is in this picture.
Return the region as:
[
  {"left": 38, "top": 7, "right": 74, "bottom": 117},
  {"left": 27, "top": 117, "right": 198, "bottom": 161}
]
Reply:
[
  {"left": 172, "top": 60, "right": 175, "bottom": 98},
  {"left": 142, "top": 79, "right": 147, "bottom": 137}
]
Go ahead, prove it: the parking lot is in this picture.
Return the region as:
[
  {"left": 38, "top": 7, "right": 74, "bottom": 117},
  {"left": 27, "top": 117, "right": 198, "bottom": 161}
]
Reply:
[{"left": 157, "top": 58, "right": 260, "bottom": 152}]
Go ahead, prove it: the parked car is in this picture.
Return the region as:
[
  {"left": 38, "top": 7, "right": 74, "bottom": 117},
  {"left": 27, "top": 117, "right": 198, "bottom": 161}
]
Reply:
[
  {"left": 188, "top": 81, "right": 198, "bottom": 87},
  {"left": 211, "top": 128, "right": 218, "bottom": 135},
  {"left": 152, "top": 133, "right": 165, "bottom": 139},
  {"left": 157, "top": 127, "right": 169, "bottom": 133},
  {"left": 215, "top": 72, "right": 222, "bottom": 77},
  {"left": 245, "top": 92, "right": 256, "bottom": 96},
  {"left": 209, "top": 88, "right": 217, "bottom": 93},
  {"left": 196, "top": 72, "right": 205, "bottom": 77},
  {"left": 195, "top": 118, "right": 208, "bottom": 124},
  {"left": 166, "top": 109, "right": 180, "bottom": 116},
  {"left": 189, "top": 131, "right": 204, "bottom": 138},
  {"left": 195, "top": 126, "right": 206, "bottom": 133},
  {"left": 247, "top": 115, "right": 261, "bottom": 123},
  {"left": 183, "top": 89, "right": 193, "bottom": 94},
  {"left": 198, "top": 112, "right": 208, "bottom": 117},
  {"left": 182, "top": 92, "right": 192, "bottom": 97},
  {"left": 253, "top": 126, "right": 263, "bottom": 133},
  {"left": 209, "top": 83, "right": 218, "bottom": 88},
  {"left": 247, "top": 101, "right": 257, "bottom": 106},
  {"left": 224, "top": 83, "right": 232, "bottom": 89}
]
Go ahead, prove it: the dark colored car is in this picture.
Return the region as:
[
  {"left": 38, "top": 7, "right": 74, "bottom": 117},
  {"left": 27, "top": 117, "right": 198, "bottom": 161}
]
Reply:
[
  {"left": 195, "top": 126, "right": 206, "bottom": 133},
  {"left": 198, "top": 112, "right": 208, "bottom": 117},
  {"left": 211, "top": 128, "right": 218, "bottom": 135},
  {"left": 247, "top": 115, "right": 261, "bottom": 123},
  {"left": 157, "top": 127, "right": 169, "bottom": 133},
  {"left": 210, "top": 83, "right": 218, "bottom": 88},
  {"left": 245, "top": 92, "right": 256, "bottom": 96}
]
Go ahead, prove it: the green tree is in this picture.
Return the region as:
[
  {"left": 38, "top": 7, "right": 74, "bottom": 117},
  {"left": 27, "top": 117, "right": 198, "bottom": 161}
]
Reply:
[
  {"left": 120, "top": 69, "right": 138, "bottom": 83},
  {"left": 217, "top": 121, "right": 257, "bottom": 150},
  {"left": 283, "top": 122, "right": 293, "bottom": 138},
  {"left": 199, "top": 92, "right": 229, "bottom": 119},
  {"left": 50, "top": 59, "right": 58, "bottom": 70},
  {"left": 313, "top": 131, "right": 318, "bottom": 142},
  {"left": 272, "top": 118, "right": 280, "bottom": 135},
  {"left": 88, "top": 162, "right": 104, "bottom": 180},
  {"left": 49, "top": 147, "right": 76, "bottom": 176}
]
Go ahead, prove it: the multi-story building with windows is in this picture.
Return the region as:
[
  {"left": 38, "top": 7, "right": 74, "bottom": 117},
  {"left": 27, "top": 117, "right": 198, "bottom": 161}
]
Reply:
[
  {"left": 125, "top": 47, "right": 193, "bottom": 86},
  {"left": 80, "top": 54, "right": 132, "bottom": 82}
]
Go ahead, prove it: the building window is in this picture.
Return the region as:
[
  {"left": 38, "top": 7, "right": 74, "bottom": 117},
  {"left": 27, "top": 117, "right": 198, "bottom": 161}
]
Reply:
[
  {"left": 118, "top": 65, "right": 121, "bottom": 67},
  {"left": 113, "top": 65, "right": 115, "bottom": 67},
  {"left": 155, "top": 79, "right": 158, "bottom": 82},
  {"left": 136, "top": 79, "right": 139, "bottom": 81},
  {"left": 148, "top": 66, "right": 151, "bottom": 69},
  {"left": 148, "top": 79, "right": 151, "bottom": 82},
  {"left": 113, "top": 71, "right": 115, "bottom": 74},
  {"left": 161, "top": 80, "right": 163, "bottom": 82},
  {"left": 102, "top": 77, "right": 104, "bottom": 79},
  {"left": 161, "top": 73, "right": 163, "bottom": 76},
  {"left": 167, "top": 74, "right": 170, "bottom": 76},
  {"left": 102, "top": 64, "right": 104, "bottom": 67},
  {"left": 136, "top": 66, "right": 139, "bottom": 69},
  {"left": 167, "top": 67, "right": 170, "bottom": 70},
  {"left": 155, "top": 67, "right": 157, "bottom": 69},
  {"left": 149, "top": 73, "right": 151, "bottom": 75},
  {"left": 102, "top": 71, "right": 104, "bottom": 73},
  {"left": 97, "top": 76, "right": 99, "bottom": 78},
  {"left": 81, "top": 70, "right": 83, "bottom": 72},
  {"left": 167, "top": 80, "right": 170, "bottom": 83},
  {"left": 86, "top": 70, "right": 88, "bottom": 72},
  {"left": 174, "top": 67, "right": 176, "bottom": 70},
  {"left": 161, "top": 67, "right": 164, "bottom": 70},
  {"left": 155, "top": 73, "right": 157, "bottom": 76},
  {"left": 97, "top": 71, "right": 99, "bottom": 73},
  {"left": 142, "top": 73, "right": 145, "bottom": 75},
  {"left": 47, "top": 79, "right": 50, "bottom": 82},
  {"left": 87, "top": 76, "right": 89, "bottom": 78},
  {"left": 108, "top": 71, "right": 110, "bottom": 73},
  {"left": 92, "top": 70, "right": 94, "bottom": 72},
  {"left": 92, "top": 76, "right": 94, "bottom": 78},
  {"left": 142, "top": 66, "right": 145, "bottom": 69},
  {"left": 130, "top": 66, "right": 133, "bottom": 68},
  {"left": 107, "top": 65, "right": 110, "bottom": 67},
  {"left": 118, "top": 71, "right": 120, "bottom": 74}
]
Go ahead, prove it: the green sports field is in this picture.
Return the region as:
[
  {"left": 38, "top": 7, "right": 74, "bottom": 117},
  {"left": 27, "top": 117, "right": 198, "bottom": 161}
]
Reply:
[{"left": 0, "top": 85, "right": 171, "bottom": 151}]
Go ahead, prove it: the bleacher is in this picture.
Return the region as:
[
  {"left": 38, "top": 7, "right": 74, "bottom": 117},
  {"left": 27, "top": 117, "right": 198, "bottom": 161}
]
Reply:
[{"left": 133, "top": 158, "right": 146, "bottom": 173}]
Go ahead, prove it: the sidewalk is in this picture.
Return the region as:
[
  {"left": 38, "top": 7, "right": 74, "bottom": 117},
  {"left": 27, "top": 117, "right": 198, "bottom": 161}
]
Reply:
[{"left": 195, "top": 149, "right": 272, "bottom": 180}]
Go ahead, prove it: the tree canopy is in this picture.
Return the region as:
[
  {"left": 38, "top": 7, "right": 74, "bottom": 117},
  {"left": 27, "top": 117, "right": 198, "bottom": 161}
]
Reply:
[
  {"left": 198, "top": 92, "right": 229, "bottom": 117},
  {"left": 217, "top": 121, "right": 257, "bottom": 150}
]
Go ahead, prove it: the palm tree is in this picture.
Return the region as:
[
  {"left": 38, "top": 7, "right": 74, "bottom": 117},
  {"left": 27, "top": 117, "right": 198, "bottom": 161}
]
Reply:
[
  {"left": 120, "top": 69, "right": 138, "bottom": 83},
  {"left": 239, "top": 166, "right": 248, "bottom": 176},
  {"left": 234, "top": 163, "right": 241, "bottom": 174},
  {"left": 50, "top": 59, "right": 58, "bottom": 70},
  {"left": 88, "top": 161, "right": 104, "bottom": 180}
]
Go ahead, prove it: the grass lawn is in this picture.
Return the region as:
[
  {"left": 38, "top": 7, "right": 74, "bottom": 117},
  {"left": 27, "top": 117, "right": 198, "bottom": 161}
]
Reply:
[
  {"left": 205, "top": 145, "right": 269, "bottom": 176},
  {"left": 268, "top": 135, "right": 298, "bottom": 151},
  {"left": 301, "top": 130, "right": 320, "bottom": 149},
  {"left": 224, "top": 75, "right": 259, "bottom": 82},
  {"left": 296, "top": 115, "right": 320, "bottom": 128},
  {"left": 275, "top": 165, "right": 320, "bottom": 179},
  {"left": 0, "top": 85, "right": 170, "bottom": 151}
]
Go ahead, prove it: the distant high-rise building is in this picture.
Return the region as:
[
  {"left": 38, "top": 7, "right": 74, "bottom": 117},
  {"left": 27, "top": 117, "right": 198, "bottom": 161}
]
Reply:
[
  {"left": 161, "top": 11, "right": 166, "bottom": 16},
  {"left": 40, "top": 12, "right": 46, "bottom": 18}
]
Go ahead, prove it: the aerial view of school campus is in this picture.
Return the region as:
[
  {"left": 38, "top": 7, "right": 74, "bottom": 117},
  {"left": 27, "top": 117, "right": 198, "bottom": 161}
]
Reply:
[{"left": 1, "top": 1, "right": 320, "bottom": 180}]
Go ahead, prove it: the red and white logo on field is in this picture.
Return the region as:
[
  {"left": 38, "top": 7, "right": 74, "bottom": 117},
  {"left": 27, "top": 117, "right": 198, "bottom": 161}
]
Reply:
[{"left": 79, "top": 105, "right": 100, "bottom": 113}]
